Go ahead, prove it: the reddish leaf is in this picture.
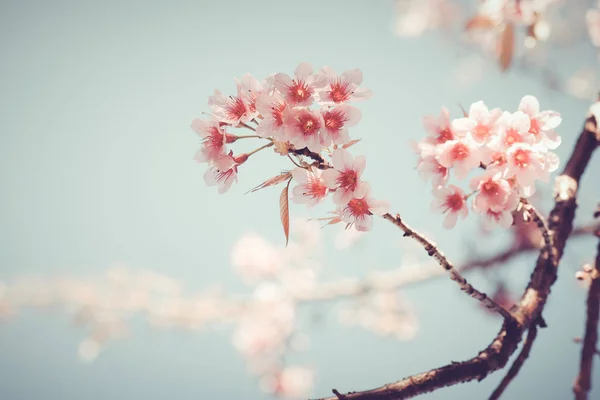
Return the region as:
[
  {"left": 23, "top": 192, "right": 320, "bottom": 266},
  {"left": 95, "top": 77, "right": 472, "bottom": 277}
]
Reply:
[
  {"left": 279, "top": 180, "right": 291, "bottom": 246},
  {"left": 342, "top": 139, "right": 362, "bottom": 149},
  {"left": 497, "top": 23, "right": 514, "bottom": 72},
  {"left": 247, "top": 171, "right": 292, "bottom": 194},
  {"left": 465, "top": 15, "right": 496, "bottom": 31}
]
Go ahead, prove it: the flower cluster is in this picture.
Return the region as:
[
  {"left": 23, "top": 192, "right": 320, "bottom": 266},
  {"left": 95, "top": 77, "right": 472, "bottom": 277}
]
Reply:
[
  {"left": 192, "top": 63, "right": 389, "bottom": 231},
  {"left": 415, "top": 96, "right": 561, "bottom": 229}
]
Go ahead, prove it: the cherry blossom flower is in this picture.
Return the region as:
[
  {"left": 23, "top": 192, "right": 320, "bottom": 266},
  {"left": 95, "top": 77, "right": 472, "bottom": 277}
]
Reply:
[
  {"left": 321, "top": 149, "right": 367, "bottom": 205},
  {"left": 320, "top": 105, "right": 361, "bottom": 145},
  {"left": 504, "top": 143, "right": 545, "bottom": 196},
  {"left": 422, "top": 106, "right": 456, "bottom": 145},
  {"left": 191, "top": 119, "right": 237, "bottom": 164},
  {"left": 255, "top": 92, "right": 288, "bottom": 140},
  {"left": 517, "top": 95, "right": 562, "bottom": 149},
  {"left": 452, "top": 101, "right": 501, "bottom": 144},
  {"left": 488, "top": 111, "right": 534, "bottom": 152},
  {"left": 340, "top": 183, "right": 389, "bottom": 232},
  {"left": 204, "top": 152, "right": 245, "bottom": 194},
  {"left": 436, "top": 134, "right": 485, "bottom": 179},
  {"left": 482, "top": 204, "right": 516, "bottom": 229},
  {"left": 274, "top": 63, "right": 324, "bottom": 107},
  {"left": 431, "top": 185, "right": 468, "bottom": 228},
  {"left": 470, "top": 171, "right": 513, "bottom": 213},
  {"left": 238, "top": 73, "right": 264, "bottom": 118},
  {"left": 315, "top": 66, "right": 372, "bottom": 104},
  {"left": 283, "top": 108, "right": 326, "bottom": 152},
  {"left": 415, "top": 152, "right": 450, "bottom": 188},
  {"left": 290, "top": 167, "right": 329, "bottom": 207},
  {"left": 209, "top": 87, "right": 255, "bottom": 127}
]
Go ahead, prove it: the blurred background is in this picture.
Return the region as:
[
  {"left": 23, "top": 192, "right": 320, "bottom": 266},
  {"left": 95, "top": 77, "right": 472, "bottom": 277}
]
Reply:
[{"left": 1, "top": 0, "right": 600, "bottom": 399}]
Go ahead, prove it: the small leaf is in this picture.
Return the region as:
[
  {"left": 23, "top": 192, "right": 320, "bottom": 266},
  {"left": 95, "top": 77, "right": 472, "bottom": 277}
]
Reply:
[
  {"left": 279, "top": 179, "right": 291, "bottom": 246},
  {"left": 497, "top": 23, "right": 514, "bottom": 72},
  {"left": 247, "top": 171, "right": 292, "bottom": 194},
  {"left": 465, "top": 15, "right": 496, "bottom": 31},
  {"left": 342, "top": 139, "right": 362, "bottom": 149}
]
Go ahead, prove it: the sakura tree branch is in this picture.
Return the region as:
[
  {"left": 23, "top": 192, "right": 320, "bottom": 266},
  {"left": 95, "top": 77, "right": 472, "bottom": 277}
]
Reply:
[
  {"left": 488, "top": 325, "right": 538, "bottom": 400},
  {"left": 460, "top": 220, "right": 600, "bottom": 274},
  {"left": 317, "top": 100, "right": 600, "bottom": 400},
  {"left": 382, "top": 212, "right": 515, "bottom": 320},
  {"left": 573, "top": 210, "right": 600, "bottom": 400}
]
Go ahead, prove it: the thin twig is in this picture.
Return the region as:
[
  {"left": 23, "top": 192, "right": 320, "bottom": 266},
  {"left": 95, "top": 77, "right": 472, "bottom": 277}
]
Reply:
[
  {"left": 488, "top": 325, "right": 538, "bottom": 400},
  {"left": 382, "top": 213, "right": 515, "bottom": 320}
]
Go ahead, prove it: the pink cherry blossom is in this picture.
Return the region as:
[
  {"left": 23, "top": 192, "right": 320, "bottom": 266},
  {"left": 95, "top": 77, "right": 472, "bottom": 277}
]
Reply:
[
  {"left": 321, "top": 149, "right": 367, "bottom": 205},
  {"left": 504, "top": 143, "right": 545, "bottom": 196},
  {"left": 422, "top": 106, "right": 456, "bottom": 144},
  {"left": 191, "top": 119, "right": 236, "bottom": 163},
  {"left": 452, "top": 101, "right": 501, "bottom": 144},
  {"left": 483, "top": 207, "right": 515, "bottom": 229},
  {"left": 238, "top": 73, "right": 264, "bottom": 119},
  {"left": 291, "top": 167, "right": 329, "bottom": 207},
  {"left": 283, "top": 108, "right": 326, "bottom": 153},
  {"left": 204, "top": 152, "right": 243, "bottom": 194},
  {"left": 315, "top": 66, "right": 372, "bottom": 104},
  {"left": 415, "top": 150, "right": 449, "bottom": 188},
  {"left": 340, "top": 183, "right": 389, "bottom": 232},
  {"left": 320, "top": 105, "right": 361, "bottom": 145},
  {"left": 431, "top": 185, "right": 468, "bottom": 228},
  {"left": 470, "top": 171, "right": 513, "bottom": 212},
  {"left": 436, "top": 134, "right": 485, "bottom": 179},
  {"left": 255, "top": 92, "right": 288, "bottom": 140},
  {"left": 274, "top": 63, "right": 324, "bottom": 107},
  {"left": 208, "top": 85, "right": 257, "bottom": 127},
  {"left": 489, "top": 111, "right": 534, "bottom": 152},
  {"left": 517, "top": 95, "right": 562, "bottom": 149}
]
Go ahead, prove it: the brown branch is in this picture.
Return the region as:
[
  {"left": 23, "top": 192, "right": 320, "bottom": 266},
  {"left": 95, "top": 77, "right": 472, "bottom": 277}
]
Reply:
[
  {"left": 317, "top": 102, "right": 600, "bottom": 400},
  {"left": 573, "top": 211, "right": 600, "bottom": 400},
  {"left": 488, "top": 325, "right": 538, "bottom": 400},
  {"left": 382, "top": 212, "right": 514, "bottom": 320}
]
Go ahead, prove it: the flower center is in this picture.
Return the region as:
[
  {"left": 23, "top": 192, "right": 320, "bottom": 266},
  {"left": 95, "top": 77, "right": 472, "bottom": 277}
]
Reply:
[
  {"left": 444, "top": 193, "right": 464, "bottom": 212},
  {"left": 330, "top": 80, "right": 351, "bottom": 103},
  {"left": 529, "top": 118, "right": 540, "bottom": 136},
  {"left": 450, "top": 143, "right": 469, "bottom": 161},
  {"left": 346, "top": 197, "right": 370, "bottom": 217},
  {"left": 297, "top": 114, "right": 320, "bottom": 136},
  {"left": 504, "top": 129, "right": 522, "bottom": 146},
  {"left": 474, "top": 124, "right": 490, "bottom": 141},
  {"left": 290, "top": 80, "right": 312, "bottom": 103},
  {"left": 437, "top": 127, "right": 454, "bottom": 143},
  {"left": 227, "top": 96, "right": 246, "bottom": 120},
  {"left": 513, "top": 149, "right": 530, "bottom": 168},
  {"left": 482, "top": 180, "right": 499, "bottom": 196},
  {"left": 337, "top": 170, "right": 357, "bottom": 191},
  {"left": 305, "top": 178, "right": 327, "bottom": 199},
  {"left": 324, "top": 110, "right": 345, "bottom": 132}
]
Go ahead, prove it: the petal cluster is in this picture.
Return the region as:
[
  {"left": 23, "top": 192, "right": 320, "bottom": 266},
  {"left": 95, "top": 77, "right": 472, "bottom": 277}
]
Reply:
[
  {"left": 415, "top": 96, "right": 561, "bottom": 228},
  {"left": 191, "top": 63, "right": 387, "bottom": 231}
]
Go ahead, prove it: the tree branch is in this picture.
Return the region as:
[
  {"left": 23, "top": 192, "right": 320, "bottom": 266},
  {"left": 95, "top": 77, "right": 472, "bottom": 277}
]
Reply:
[
  {"left": 488, "top": 325, "right": 538, "bottom": 400},
  {"left": 573, "top": 209, "right": 600, "bottom": 400},
  {"left": 382, "top": 212, "right": 514, "bottom": 320},
  {"left": 317, "top": 101, "right": 600, "bottom": 400}
]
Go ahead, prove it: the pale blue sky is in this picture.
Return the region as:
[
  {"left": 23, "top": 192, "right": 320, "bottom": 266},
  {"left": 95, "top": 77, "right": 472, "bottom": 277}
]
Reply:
[{"left": 1, "top": 1, "right": 600, "bottom": 399}]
